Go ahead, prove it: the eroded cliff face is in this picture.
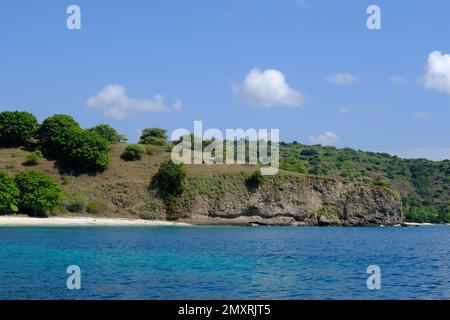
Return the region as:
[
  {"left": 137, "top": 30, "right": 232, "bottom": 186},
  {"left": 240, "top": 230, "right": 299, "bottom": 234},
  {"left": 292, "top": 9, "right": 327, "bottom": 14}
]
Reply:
[
  {"left": 86, "top": 173, "right": 403, "bottom": 226},
  {"left": 172, "top": 174, "right": 403, "bottom": 226}
]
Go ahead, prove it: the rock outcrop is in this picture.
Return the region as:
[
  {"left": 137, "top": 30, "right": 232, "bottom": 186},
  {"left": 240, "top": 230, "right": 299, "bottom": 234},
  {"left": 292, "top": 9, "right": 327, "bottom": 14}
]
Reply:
[
  {"left": 173, "top": 174, "right": 403, "bottom": 226},
  {"left": 86, "top": 173, "right": 403, "bottom": 226}
]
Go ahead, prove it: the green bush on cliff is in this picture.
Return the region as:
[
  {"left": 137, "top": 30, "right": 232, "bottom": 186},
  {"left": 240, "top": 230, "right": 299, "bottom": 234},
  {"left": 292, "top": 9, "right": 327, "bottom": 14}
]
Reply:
[
  {"left": 280, "top": 157, "right": 308, "bottom": 174},
  {"left": 121, "top": 144, "right": 144, "bottom": 161},
  {"left": 151, "top": 160, "right": 186, "bottom": 213},
  {"left": 316, "top": 205, "right": 340, "bottom": 219},
  {"left": 373, "top": 178, "right": 389, "bottom": 188},
  {"left": 152, "top": 160, "right": 186, "bottom": 197},
  {"left": 14, "top": 171, "right": 62, "bottom": 217},
  {"left": 279, "top": 142, "right": 450, "bottom": 223},
  {"left": 245, "top": 171, "right": 264, "bottom": 190},
  {"left": 0, "top": 111, "right": 39, "bottom": 147},
  {"left": 0, "top": 171, "right": 19, "bottom": 214}
]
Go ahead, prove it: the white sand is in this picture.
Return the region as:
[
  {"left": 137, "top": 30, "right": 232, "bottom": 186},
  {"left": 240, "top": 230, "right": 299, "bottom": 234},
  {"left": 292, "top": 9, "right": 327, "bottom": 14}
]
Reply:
[
  {"left": 0, "top": 216, "right": 191, "bottom": 227},
  {"left": 403, "top": 222, "right": 435, "bottom": 226}
]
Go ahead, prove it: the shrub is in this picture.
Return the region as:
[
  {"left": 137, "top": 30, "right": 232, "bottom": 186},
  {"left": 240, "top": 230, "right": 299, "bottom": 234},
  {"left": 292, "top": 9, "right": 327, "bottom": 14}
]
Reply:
[
  {"left": 373, "top": 178, "right": 389, "bottom": 188},
  {"left": 65, "top": 130, "right": 110, "bottom": 172},
  {"left": 316, "top": 205, "right": 340, "bottom": 219},
  {"left": 0, "top": 111, "right": 39, "bottom": 146},
  {"left": 309, "top": 166, "right": 329, "bottom": 176},
  {"left": 61, "top": 175, "right": 72, "bottom": 185},
  {"left": 280, "top": 157, "right": 308, "bottom": 174},
  {"left": 38, "top": 114, "right": 81, "bottom": 157},
  {"left": 139, "top": 128, "right": 167, "bottom": 146},
  {"left": 300, "top": 148, "right": 319, "bottom": 157},
  {"left": 14, "top": 171, "right": 62, "bottom": 217},
  {"left": 245, "top": 171, "right": 264, "bottom": 190},
  {"left": 86, "top": 200, "right": 108, "bottom": 214},
  {"left": 144, "top": 145, "right": 154, "bottom": 156},
  {"left": 87, "top": 124, "right": 126, "bottom": 143},
  {"left": 62, "top": 194, "right": 86, "bottom": 213},
  {"left": 121, "top": 144, "right": 144, "bottom": 161},
  {"left": 152, "top": 160, "right": 186, "bottom": 197},
  {"left": 164, "top": 194, "right": 179, "bottom": 214},
  {"left": 38, "top": 115, "right": 110, "bottom": 173},
  {"left": 24, "top": 150, "right": 43, "bottom": 166},
  {"left": 39, "top": 114, "right": 80, "bottom": 143},
  {"left": 0, "top": 171, "right": 19, "bottom": 214}
]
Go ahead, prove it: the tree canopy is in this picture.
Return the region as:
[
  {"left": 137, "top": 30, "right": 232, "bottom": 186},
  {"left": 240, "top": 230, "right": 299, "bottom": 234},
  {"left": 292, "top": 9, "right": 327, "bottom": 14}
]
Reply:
[
  {"left": 14, "top": 170, "right": 62, "bottom": 217},
  {"left": 38, "top": 115, "right": 110, "bottom": 173},
  {"left": 0, "top": 111, "right": 39, "bottom": 146},
  {"left": 139, "top": 128, "right": 167, "bottom": 146},
  {"left": 87, "top": 124, "right": 127, "bottom": 144},
  {"left": 0, "top": 171, "right": 19, "bottom": 214}
]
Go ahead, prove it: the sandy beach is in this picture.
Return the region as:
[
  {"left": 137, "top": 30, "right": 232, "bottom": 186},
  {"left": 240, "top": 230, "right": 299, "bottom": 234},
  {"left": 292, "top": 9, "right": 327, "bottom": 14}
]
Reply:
[
  {"left": 0, "top": 216, "right": 192, "bottom": 227},
  {"left": 403, "top": 222, "right": 436, "bottom": 226}
]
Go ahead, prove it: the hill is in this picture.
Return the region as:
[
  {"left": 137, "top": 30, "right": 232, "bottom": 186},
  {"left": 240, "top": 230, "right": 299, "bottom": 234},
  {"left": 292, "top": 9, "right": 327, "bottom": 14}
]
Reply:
[
  {"left": 279, "top": 142, "right": 449, "bottom": 223},
  {"left": 0, "top": 144, "right": 403, "bottom": 226}
]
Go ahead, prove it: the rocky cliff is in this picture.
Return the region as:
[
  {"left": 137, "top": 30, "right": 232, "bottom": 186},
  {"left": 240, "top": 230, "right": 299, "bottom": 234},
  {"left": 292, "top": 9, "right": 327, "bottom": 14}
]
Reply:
[{"left": 88, "top": 172, "right": 403, "bottom": 226}]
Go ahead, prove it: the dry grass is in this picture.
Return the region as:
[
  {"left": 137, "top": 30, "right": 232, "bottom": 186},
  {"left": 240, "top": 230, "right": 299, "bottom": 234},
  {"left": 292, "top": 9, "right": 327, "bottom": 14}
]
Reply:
[{"left": 0, "top": 144, "right": 258, "bottom": 195}]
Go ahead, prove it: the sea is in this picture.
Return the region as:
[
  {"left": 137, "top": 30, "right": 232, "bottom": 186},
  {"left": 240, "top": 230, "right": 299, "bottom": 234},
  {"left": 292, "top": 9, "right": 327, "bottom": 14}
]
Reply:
[{"left": 0, "top": 225, "right": 448, "bottom": 300}]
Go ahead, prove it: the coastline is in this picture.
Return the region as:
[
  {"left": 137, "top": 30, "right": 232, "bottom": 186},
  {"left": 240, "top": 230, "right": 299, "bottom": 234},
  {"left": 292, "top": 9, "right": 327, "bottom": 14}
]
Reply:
[
  {"left": 0, "top": 216, "right": 447, "bottom": 227},
  {"left": 0, "top": 216, "right": 192, "bottom": 227},
  {"left": 403, "top": 222, "right": 437, "bottom": 227}
]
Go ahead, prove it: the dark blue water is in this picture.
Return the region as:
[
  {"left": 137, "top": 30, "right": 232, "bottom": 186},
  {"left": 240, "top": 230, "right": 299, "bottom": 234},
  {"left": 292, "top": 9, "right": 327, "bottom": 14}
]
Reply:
[{"left": 0, "top": 225, "right": 448, "bottom": 300}]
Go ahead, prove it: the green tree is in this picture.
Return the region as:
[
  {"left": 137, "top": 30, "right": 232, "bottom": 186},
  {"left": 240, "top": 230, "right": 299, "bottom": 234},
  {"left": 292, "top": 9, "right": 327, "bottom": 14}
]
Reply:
[
  {"left": 139, "top": 128, "right": 167, "bottom": 146},
  {"left": 152, "top": 160, "right": 186, "bottom": 197},
  {"left": 87, "top": 124, "right": 126, "bottom": 143},
  {"left": 65, "top": 130, "right": 110, "bottom": 172},
  {"left": 38, "top": 115, "right": 110, "bottom": 173},
  {"left": 121, "top": 144, "right": 144, "bottom": 161},
  {"left": 38, "top": 114, "right": 81, "bottom": 157},
  {"left": 0, "top": 111, "right": 39, "bottom": 146},
  {"left": 14, "top": 171, "right": 62, "bottom": 217},
  {"left": 0, "top": 171, "right": 19, "bottom": 214}
]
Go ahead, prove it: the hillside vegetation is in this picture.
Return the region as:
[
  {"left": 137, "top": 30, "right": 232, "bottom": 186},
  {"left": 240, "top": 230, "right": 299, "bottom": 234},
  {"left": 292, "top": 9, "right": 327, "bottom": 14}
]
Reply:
[
  {"left": 279, "top": 142, "right": 449, "bottom": 223},
  {"left": 0, "top": 110, "right": 448, "bottom": 223}
]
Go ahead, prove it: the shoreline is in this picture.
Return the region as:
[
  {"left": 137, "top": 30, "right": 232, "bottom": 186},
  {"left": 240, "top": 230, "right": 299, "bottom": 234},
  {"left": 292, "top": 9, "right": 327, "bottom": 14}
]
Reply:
[
  {"left": 403, "top": 222, "right": 437, "bottom": 227},
  {"left": 0, "top": 216, "right": 192, "bottom": 227},
  {"left": 0, "top": 216, "right": 447, "bottom": 227}
]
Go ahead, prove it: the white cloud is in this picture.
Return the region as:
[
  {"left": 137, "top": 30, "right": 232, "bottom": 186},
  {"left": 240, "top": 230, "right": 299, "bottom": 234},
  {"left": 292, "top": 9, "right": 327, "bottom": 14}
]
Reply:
[
  {"left": 389, "top": 76, "right": 407, "bottom": 86},
  {"left": 339, "top": 106, "right": 349, "bottom": 115},
  {"left": 325, "top": 73, "right": 360, "bottom": 85},
  {"left": 232, "top": 68, "right": 304, "bottom": 107},
  {"left": 422, "top": 51, "right": 450, "bottom": 95},
  {"left": 412, "top": 112, "right": 428, "bottom": 120},
  {"left": 309, "top": 132, "right": 340, "bottom": 146},
  {"left": 173, "top": 99, "right": 183, "bottom": 111},
  {"left": 87, "top": 85, "right": 182, "bottom": 119}
]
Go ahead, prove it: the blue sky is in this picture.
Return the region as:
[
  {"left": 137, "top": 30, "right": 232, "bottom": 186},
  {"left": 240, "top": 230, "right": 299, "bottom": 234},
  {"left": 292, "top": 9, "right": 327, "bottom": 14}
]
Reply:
[{"left": 1, "top": 0, "right": 449, "bottom": 160}]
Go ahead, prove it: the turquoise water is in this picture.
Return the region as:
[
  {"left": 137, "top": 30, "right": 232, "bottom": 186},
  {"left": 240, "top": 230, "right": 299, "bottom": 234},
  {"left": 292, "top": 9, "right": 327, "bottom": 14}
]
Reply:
[{"left": 0, "top": 225, "right": 448, "bottom": 300}]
